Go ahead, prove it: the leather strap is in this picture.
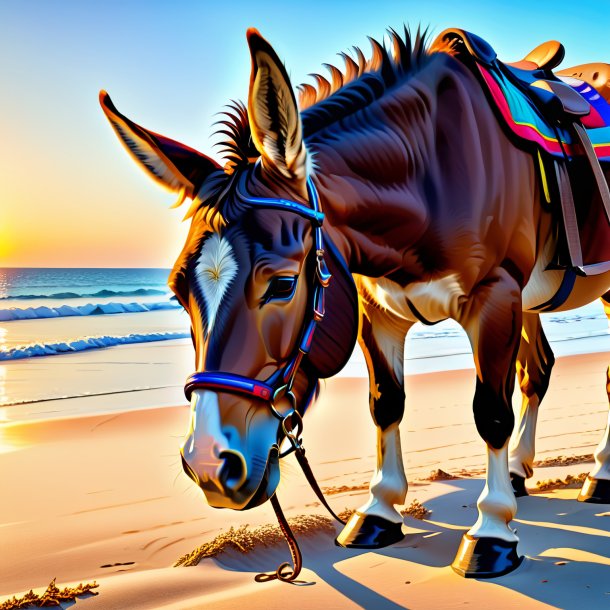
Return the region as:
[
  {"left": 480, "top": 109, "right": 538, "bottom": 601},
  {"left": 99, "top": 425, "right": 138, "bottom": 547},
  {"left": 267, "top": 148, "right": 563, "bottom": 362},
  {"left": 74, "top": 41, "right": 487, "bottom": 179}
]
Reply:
[
  {"left": 294, "top": 446, "right": 346, "bottom": 525},
  {"left": 572, "top": 122, "right": 610, "bottom": 223},
  {"left": 254, "top": 494, "right": 304, "bottom": 583},
  {"left": 554, "top": 159, "right": 584, "bottom": 271},
  {"left": 184, "top": 372, "right": 274, "bottom": 402}
]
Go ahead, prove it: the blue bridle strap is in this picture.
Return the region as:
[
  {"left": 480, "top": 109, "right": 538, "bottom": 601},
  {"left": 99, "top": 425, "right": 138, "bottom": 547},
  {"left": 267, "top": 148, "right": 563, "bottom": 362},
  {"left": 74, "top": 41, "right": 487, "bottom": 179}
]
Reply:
[
  {"left": 184, "top": 372, "right": 273, "bottom": 402},
  {"left": 236, "top": 176, "right": 325, "bottom": 225},
  {"left": 183, "top": 176, "right": 331, "bottom": 416}
]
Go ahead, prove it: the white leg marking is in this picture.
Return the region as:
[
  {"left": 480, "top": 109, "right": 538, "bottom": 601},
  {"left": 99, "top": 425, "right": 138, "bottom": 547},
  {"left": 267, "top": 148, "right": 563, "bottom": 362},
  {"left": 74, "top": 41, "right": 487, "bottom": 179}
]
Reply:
[
  {"left": 508, "top": 395, "right": 539, "bottom": 479},
  {"left": 358, "top": 424, "right": 408, "bottom": 523},
  {"left": 195, "top": 233, "right": 238, "bottom": 334},
  {"left": 590, "top": 410, "right": 610, "bottom": 480},
  {"left": 468, "top": 442, "right": 518, "bottom": 542}
]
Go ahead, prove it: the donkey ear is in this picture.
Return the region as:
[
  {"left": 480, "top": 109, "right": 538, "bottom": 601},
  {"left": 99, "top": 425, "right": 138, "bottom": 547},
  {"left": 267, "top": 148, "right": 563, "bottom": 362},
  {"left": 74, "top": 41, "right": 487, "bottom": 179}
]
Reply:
[
  {"left": 246, "top": 29, "right": 306, "bottom": 180},
  {"left": 99, "top": 90, "right": 220, "bottom": 202}
]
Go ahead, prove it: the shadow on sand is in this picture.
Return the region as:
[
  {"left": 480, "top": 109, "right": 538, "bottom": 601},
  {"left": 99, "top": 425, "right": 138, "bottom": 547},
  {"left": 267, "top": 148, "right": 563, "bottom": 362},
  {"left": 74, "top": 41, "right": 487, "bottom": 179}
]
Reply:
[{"left": 210, "top": 479, "right": 610, "bottom": 608}]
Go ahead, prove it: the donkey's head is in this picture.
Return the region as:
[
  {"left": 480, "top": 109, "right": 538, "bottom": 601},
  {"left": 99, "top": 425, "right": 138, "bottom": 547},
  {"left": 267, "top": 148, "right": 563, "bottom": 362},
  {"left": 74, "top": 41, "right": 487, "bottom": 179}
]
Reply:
[{"left": 101, "top": 30, "right": 358, "bottom": 510}]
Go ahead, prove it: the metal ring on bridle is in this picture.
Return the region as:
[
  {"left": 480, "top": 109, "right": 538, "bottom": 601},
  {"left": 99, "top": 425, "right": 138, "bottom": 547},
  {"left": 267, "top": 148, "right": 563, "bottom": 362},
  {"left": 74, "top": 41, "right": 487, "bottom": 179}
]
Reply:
[
  {"left": 282, "top": 409, "right": 303, "bottom": 438},
  {"left": 269, "top": 385, "right": 297, "bottom": 420}
]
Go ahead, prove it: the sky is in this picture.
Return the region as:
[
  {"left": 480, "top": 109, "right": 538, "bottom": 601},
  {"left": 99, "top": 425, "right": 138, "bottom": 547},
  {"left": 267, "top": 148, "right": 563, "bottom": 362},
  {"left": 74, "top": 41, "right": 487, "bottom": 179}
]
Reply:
[{"left": 1, "top": 0, "right": 609, "bottom": 268}]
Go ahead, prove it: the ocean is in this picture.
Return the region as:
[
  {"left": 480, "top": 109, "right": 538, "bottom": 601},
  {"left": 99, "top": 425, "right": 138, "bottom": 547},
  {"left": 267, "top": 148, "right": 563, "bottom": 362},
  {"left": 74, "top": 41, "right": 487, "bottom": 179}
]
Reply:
[{"left": 0, "top": 267, "right": 608, "bottom": 420}]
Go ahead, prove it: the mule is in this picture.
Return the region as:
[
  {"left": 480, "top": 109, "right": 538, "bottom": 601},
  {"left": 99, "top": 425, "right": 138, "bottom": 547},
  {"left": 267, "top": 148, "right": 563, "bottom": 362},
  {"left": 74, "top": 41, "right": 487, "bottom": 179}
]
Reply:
[{"left": 101, "top": 27, "right": 610, "bottom": 578}]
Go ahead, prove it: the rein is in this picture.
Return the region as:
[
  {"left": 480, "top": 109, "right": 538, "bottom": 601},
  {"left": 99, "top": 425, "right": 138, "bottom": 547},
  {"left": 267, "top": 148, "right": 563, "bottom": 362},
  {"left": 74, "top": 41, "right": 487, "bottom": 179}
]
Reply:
[{"left": 184, "top": 175, "right": 346, "bottom": 583}]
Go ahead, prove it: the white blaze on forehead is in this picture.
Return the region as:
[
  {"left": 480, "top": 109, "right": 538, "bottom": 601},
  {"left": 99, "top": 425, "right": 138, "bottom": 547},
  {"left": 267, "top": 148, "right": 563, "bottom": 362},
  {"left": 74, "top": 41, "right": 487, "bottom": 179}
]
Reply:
[{"left": 195, "top": 234, "right": 238, "bottom": 334}]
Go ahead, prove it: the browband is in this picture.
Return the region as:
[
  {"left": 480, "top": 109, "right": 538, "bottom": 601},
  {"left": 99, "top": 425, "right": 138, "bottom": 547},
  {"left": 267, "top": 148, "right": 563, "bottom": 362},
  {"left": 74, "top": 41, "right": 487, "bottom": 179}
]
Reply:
[{"left": 235, "top": 176, "right": 325, "bottom": 225}]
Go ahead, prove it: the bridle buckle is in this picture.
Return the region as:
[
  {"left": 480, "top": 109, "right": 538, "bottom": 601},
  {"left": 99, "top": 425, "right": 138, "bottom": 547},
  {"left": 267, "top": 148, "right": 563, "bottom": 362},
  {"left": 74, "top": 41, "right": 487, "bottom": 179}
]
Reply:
[{"left": 316, "top": 248, "right": 332, "bottom": 287}]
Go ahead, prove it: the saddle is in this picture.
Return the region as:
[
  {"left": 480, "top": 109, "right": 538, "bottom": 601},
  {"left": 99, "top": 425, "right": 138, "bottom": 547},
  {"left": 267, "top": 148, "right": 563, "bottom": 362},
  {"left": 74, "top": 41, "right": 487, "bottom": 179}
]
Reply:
[{"left": 433, "top": 29, "right": 610, "bottom": 277}]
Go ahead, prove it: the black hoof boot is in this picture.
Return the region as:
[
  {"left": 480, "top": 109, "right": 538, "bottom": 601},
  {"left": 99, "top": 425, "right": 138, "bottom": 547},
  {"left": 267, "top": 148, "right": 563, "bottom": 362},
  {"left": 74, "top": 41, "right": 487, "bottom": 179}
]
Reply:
[
  {"left": 335, "top": 511, "right": 405, "bottom": 549},
  {"left": 578, "top": 476, "right": 610, "bottom": 503},
  {"left": 452, "top": 534, "right": 523, "bottom": 578},
  {"left": 510, "top": 473, "right": 529, "bottom": 497}
]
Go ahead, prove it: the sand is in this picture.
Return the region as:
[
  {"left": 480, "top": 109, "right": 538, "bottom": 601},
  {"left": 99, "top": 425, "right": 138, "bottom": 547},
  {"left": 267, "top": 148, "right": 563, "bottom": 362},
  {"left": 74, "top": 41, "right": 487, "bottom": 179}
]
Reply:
[{"left": 1, "top": 351, "right": 609, "bottom": 609}]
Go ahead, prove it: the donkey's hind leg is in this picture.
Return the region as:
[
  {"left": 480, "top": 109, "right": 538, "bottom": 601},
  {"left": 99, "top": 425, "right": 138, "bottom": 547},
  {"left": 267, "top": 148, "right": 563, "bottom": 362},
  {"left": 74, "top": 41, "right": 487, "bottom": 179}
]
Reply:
[
  {"left": 453, "top": 268, "right": 523, "bottom": 578},
  {"left": 336, "top": 299, "right": 412, "bottom": 549},
  {"left": 508, "top": 312, "right": 555, "bottom": 496},
  {"left": 579, "top": 293, "right": 610, "bottom": 503}
]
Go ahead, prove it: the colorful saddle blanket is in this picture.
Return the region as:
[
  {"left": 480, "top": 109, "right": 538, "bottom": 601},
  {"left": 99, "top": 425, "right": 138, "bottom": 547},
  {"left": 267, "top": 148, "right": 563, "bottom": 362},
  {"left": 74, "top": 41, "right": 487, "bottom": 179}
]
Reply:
[
  {"left": 477, "top": 65, "right": 610, "bottom": 161},
  {"left": 433, "top": 28, "right": 610, "bottom": 281}
]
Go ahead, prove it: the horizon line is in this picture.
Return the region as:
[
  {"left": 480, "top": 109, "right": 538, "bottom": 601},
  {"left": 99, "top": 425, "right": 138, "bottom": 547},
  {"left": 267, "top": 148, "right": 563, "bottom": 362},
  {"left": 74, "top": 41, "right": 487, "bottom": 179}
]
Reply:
[{"left": 0, "top": 266, "right": 172, "bottom": 270}]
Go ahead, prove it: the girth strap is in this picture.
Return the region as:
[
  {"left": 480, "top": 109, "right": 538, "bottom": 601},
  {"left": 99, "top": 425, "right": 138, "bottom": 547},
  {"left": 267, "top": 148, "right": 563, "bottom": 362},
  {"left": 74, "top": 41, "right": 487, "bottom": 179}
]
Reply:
[
  {"left": 554, "top": 159, "right": 584, "bottom": 272},
  {"left": 572, "top": 122, "right": 610, "bottom": 223}
]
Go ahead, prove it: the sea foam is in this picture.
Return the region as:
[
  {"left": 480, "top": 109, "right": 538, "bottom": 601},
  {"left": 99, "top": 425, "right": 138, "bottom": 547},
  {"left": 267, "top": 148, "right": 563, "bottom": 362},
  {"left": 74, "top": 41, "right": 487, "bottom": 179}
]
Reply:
[
  {"left": 0, "top": 331, "right": 190, "bottom": 361},
  {"left": 0, "top": 300, "right": 180, "bottom": 321},
  {"left": 0, "top": 288, "right": 168, "bottom": 300}
]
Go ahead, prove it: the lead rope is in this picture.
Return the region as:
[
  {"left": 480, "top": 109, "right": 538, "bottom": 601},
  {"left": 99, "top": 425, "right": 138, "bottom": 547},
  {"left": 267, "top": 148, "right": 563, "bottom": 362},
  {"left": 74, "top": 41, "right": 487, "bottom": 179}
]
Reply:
[
  {"left": 254, "top": 494, "right": 303, "bottom": 583},
  {"left": 255, "top": 413, "right": 346, "bottom": 584},
  {"left": 294, "top": 445, "right": 346, "bottom": 525}
]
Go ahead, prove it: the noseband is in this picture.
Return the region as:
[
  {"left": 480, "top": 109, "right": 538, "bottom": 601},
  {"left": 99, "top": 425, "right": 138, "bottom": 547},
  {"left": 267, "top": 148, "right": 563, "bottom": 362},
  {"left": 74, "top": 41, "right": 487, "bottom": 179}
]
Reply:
[
  {"left": 184, "top": 175, "right": 331, "bottom": 424},
  {"left": 182, "top": 175, "right": 345, "bottom": 583}
]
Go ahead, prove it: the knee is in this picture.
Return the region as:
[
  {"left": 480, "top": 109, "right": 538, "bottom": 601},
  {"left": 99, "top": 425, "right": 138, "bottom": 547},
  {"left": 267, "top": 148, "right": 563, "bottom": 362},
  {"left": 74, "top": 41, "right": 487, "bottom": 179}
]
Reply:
[
  {"left": 371, "top": 392, "right": 406, "bottom": 430},
  {"left": 473, "top": 380, "right": 515, "bottom": 449}
]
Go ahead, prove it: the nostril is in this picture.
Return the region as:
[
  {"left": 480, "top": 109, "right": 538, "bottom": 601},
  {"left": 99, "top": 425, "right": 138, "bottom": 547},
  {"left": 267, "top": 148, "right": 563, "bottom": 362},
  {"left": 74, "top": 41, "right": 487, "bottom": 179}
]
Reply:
[
  {"left": 181, "top": 454, "right": 199, "bottom": 484},
  {"left": 218, "top": 450, "right": 247, "bottom": 491}
]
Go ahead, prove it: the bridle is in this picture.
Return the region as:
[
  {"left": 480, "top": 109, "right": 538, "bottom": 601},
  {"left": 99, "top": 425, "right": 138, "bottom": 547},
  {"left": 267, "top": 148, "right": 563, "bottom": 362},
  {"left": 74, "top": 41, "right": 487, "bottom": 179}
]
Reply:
[
  {"left": 184, "top": 174, "right": 329, "bottom": 423},
  {"left": 183, "top": 174, "right": 345, "bottom": 583}
]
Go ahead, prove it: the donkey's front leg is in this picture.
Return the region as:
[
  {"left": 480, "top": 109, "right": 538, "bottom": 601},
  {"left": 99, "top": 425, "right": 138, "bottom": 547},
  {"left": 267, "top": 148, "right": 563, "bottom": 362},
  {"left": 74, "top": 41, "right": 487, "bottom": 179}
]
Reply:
[
  {"left": 336, "top": 299, "right": 412, "bottom": 549},
  {"left": 508, "top": 312, "right": 555, "bottom": 496},
  {"left": 453, "top": 269, "right": 523, "bottom": 578},
  {"left": 578, "top": 293, "right": 610, "bottom": 503}
]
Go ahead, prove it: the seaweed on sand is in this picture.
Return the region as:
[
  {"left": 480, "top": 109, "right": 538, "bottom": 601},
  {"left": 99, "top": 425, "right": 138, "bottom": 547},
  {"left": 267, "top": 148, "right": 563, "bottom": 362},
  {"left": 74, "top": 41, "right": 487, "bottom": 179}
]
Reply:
[{"left": 0, "top": 578, "right": 98, "bottom": 609}]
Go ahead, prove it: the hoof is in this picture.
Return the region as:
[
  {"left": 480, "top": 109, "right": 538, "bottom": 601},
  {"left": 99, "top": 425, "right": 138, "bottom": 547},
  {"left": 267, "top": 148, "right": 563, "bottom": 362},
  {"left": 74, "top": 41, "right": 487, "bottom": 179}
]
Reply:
[
  {"left": 452, "top": 534, "right": 523, "bottom": 578},
  {"left": 578, "top": 476, "right": 610, "bottom": 504},
  {"left": 510, "top": 473, "right": 529, "bottom": 497},
  {"left": 335, "top": 511, "right": 405, "bottom": 549}
]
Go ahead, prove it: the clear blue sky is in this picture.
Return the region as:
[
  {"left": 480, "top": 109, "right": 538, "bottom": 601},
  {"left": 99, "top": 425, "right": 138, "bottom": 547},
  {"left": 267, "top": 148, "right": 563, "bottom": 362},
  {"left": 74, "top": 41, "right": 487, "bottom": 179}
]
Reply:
[{"left": 1, "top": 0, "right": 609, "bottom": 266}]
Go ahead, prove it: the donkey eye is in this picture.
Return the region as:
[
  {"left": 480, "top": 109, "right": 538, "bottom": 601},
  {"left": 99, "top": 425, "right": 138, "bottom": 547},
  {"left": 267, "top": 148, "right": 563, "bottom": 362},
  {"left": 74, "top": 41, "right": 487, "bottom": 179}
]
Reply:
[{"left": 262, "top": 275, "right": 298, "bottom": 305}]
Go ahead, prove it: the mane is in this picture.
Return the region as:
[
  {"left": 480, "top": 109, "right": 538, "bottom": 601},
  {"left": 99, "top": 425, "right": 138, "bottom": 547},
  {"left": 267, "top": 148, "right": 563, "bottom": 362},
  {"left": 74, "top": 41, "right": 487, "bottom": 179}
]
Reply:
[
  {"left": 300, "top": 26, "right": 435, "bottom": 133},
  {"left": 184, "top": 26, "right": 443, "bottom": 230},
  {"left": 181, "top": 101, "right": 254, "bottom": 229}
]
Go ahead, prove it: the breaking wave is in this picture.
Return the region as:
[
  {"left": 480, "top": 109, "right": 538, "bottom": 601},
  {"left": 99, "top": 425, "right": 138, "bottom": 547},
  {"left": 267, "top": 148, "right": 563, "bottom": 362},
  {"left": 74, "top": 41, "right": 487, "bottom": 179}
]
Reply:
[
  {"left": 0, "top": 300, "right": 180, "bottom": 321},
  {"left": 0, "top": 331, "right": 190, "bottom": 361},
  {"left": 1, "top": 288, "right": 168, "bottom": 300}
]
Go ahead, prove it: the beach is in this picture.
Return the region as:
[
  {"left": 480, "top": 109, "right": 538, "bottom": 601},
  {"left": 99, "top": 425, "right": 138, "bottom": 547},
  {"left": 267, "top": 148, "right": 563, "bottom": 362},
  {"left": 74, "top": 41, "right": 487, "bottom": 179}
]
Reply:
[
  {"left": 4, "top": 1, "right": 610, "bottom": 606},
  {"left": 2, "top": 351, "right": 609, "bottom": 609},
  {"left": 1, "top": 268, "right": 609, "bottom": 608}
]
